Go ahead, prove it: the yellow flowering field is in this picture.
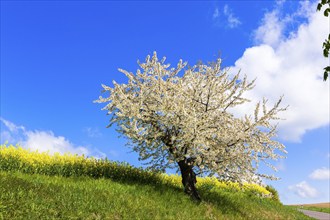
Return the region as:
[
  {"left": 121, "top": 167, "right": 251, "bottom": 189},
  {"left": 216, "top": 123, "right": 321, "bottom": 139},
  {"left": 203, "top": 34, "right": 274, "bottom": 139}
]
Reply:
[{"left": 0, "top": 144, "right": 272, "bottom": 199}]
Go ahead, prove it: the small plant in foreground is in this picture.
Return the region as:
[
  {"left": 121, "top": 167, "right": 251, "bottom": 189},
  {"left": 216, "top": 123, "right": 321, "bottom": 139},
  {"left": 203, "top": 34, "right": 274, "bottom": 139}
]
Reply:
[{"left": 266, "top": 185, "right": 280, "bottom": 202}]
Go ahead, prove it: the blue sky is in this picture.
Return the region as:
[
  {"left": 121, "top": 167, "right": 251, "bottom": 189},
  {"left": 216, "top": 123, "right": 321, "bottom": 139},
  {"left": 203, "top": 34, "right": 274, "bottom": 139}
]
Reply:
[{"left": 1, "top": 0, "right": 329, "bottom": 205}]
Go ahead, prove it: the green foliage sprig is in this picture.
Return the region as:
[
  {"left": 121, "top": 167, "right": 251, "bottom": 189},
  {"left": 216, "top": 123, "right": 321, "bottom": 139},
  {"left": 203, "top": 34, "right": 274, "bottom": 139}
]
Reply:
[
  {"left": 265, "top": 185, "right": 280, "bottom": 203},
  {"left": 317, "top": 0, "right": 330, "bottom": 81}
]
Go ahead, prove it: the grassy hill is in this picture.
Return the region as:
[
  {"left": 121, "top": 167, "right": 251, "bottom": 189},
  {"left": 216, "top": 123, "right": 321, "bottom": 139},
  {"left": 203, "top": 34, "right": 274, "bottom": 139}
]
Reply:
[
  {"left": 0, "top": 144, "right": 312, "bottom": 219},
  {"left": 0, "top": 171, "right": 312, "bottom": 220}
]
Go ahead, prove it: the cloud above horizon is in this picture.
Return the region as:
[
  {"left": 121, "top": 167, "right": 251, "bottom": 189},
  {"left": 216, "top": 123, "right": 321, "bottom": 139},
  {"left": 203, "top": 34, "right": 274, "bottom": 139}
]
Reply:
[
  {"left": 229, "top": 1, "right": 329, "bottom": 142},
  {"left": 0, "top": 117, "right": 105, "bottom": 158},
  {"left": 288, "top": 181, "right": 318, "bottom": 198},
  {"left": 309, "top": 167, "right": 330, "bottom": 180}
]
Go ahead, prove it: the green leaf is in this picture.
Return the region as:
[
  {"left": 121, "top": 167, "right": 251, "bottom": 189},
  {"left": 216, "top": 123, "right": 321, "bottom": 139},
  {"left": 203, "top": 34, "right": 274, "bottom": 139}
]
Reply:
[
  {"left": 324, "top": 8, "right": 330, "bottom": 17},
  {"left": 317, "top": 3, "right": 322, "bottom": 11},
  {"left": 324, "top": 66, "right": 330, "bottom": 81},
  {"left": 323, "top": 71, "right": 329, "bottom": 81},
  {"left": 322, "top": 0, "right": 327, "bottom": 4}
]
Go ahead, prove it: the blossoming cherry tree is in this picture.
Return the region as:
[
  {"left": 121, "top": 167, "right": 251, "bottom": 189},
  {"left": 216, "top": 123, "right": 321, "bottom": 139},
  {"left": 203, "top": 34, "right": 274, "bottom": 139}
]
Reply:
[{"left": 95, "top": 52, "right": 287, "bottom": 201}]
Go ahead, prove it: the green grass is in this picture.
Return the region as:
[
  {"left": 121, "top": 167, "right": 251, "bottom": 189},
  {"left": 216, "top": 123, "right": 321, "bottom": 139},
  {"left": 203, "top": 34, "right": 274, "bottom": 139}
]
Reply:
[
  {"left": 292, "top": 205, "right": 330, "bottom": 214},
  {"left": 0, "top": 145, "right": 315, "bottom": 219},
  {"left": 0, "top": 171, "right": 312, "bottom": 220}
]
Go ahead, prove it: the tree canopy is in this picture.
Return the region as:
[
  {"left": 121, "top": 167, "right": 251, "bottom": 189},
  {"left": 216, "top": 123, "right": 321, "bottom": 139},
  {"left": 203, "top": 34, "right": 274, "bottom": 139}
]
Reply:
[{"left": 96, "top": 52, "right": 287, "bottom": 200}]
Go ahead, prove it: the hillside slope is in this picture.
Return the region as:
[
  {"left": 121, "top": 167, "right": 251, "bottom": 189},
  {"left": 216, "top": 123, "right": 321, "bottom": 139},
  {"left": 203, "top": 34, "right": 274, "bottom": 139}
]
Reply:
[
  {"left": 0, "top": 171, "right": 311, "bottom": 220},
  {"left": 0, "top": 145, "right": 313, "bottom": 219}
]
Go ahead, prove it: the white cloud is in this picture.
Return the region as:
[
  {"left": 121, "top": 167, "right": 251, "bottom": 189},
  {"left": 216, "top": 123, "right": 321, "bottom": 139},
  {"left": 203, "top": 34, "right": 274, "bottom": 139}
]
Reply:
[
  {"left": 254, "top": 10, "right": 284, "bottom": 47},
  {"left": 223, "top": 4, "right": 241, "bottom": 28},
  {"left": 0, "top": 117, "right": 26, "bottom": 144},
  {"left": 309, "top": 167, "right": 330, "bottom": 180},
  {"left": 24, "top": 130, "right": 90, "bottom": 155},
  {"left": 289, "top": 181, "right": 318, "bottom": 198},
  {"left": 212, "top": 4, "right": 241, "bottom": 29},
  {"left": 0, "top": 118, "right": 105, "bottom": 158},
  {"left": 0, "top": 117, "right": 25, "bottom": 133},
  {"left": 254, "top": 1, "right": 315, "bottom": 48},
  {"left": 83, "top": 127, "right": 102, "bottom": 138},
  {"left": 213, "top": 7, "right": 219, "bottom": 19},
  {"left": 230, "top": 1, "right": 329, "bottom": 142}
]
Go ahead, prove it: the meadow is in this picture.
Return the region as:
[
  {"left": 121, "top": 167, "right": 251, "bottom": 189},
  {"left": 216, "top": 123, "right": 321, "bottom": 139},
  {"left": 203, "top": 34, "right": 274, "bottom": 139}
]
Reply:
[
  {"left": 0, "top": 144, "right": 312, "bottom": 219},
  {"left": 291, "top": 203, "right": 330, "bottom": 214}
]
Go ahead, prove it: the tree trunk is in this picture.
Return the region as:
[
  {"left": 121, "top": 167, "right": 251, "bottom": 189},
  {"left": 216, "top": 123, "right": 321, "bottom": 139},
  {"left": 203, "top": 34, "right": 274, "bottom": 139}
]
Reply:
[{"left": 178, "top": 159, "right": 201, "bottom": 201}]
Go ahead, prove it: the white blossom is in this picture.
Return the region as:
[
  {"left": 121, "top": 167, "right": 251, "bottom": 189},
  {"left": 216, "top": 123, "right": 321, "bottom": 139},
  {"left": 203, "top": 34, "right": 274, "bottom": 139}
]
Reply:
[{"left": 95, "top": 52, "right": 287, "bottom": 183}]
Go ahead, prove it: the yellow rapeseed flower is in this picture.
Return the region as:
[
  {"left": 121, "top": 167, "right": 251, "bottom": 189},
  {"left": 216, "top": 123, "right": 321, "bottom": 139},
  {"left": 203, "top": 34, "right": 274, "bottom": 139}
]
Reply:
[{"left": 0, "top": 143, "right": 272, "bottom": 198}]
